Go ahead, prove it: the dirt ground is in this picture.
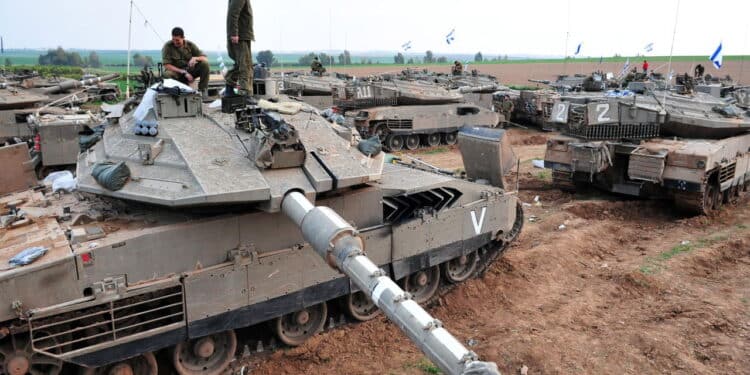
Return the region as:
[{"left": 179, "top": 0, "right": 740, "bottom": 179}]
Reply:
[
  {"left": 245, "top": 127, "right": 749, "bottom": 374},
  {"left": 327, "top": 60, "right": 749, "bottom": 86}
]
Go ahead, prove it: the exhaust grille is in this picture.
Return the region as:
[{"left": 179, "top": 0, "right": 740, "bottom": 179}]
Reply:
[
  {"left": 29, "top": 286, "right": 184, "bottom": 357},
  {"left": 565, "top": 123, "right": 660, "bottom": 140},
  {"left": 719, "top": 163, "right": 736, "bottom": 183},
  {"left": 383, "top": 187, "right": 462, "bottom": 223},
  {"left": 628, "top": 148, "right": 667, "bottom": 183}
]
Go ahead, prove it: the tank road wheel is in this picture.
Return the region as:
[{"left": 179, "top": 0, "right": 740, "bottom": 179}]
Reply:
[
  {"left": 401, "top": 266, "right": 441, "bottom": 304},
  {"left": 385, "top": 134, "right": 404, "bottom": 152},
  {"left": 729, "top": 185, "right": 740, "bottom": 205},
  {"left": 82, "top": 352, "right": 158, "bottom": 375},
  {"left": 274, "top": 302, "right": 328, "bottom": 347},
  {"left": 443, "top": 251, "right": 479, "bottom": 284},
  {"left": 172, "top": 330, "right": 237, "bottom": 375},
  {"left": 425, "top": 133, "right": 441, "bottom": 147},
  {"left": 405, "top": 134, "right": 420, "bottom": 151},
  {"left": 0, "top": 332, "right": 63, "bottom": 375},
  {"left": 344, "top": 291, "right": 381, "bottom": 322},
  {"left": 442, "top": 131, "right": 458, "bottom": 146}
]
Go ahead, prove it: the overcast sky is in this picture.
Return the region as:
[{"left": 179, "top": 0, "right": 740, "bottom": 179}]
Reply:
[{"left": 1, "top": 0, "right": 748, "bottom": 57}]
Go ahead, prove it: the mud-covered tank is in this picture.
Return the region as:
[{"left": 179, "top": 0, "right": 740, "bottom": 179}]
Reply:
[
  {"left": 544, "top": 82, "right": 750, "bottom": 214},
  {"left": 0, "top": 74, "right": 522, "bottom": 374}
]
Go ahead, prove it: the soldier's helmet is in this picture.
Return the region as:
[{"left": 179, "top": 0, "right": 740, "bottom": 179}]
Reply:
[{"left": 314, "top": 57, "right": 319, "bottom": 61}]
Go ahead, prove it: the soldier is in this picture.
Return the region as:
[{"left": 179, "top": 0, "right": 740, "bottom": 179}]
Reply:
[
  {"left": 501, "top": 95, "right": 514, "bottom": 126},
  {"left": 227, "top": 0, "right": 254, "bottom": 96},
  {"left": 452, "top": 60, "right": 463, "bottom": 76},
  {"left": 310, "top": 57, "right": 326, "bottom": 75},
  {"left": 694, "top": 64, "right": 705, "bottom": 79},
  {"left": 162, "top": 27, "right": 210, "bottom": 98}
]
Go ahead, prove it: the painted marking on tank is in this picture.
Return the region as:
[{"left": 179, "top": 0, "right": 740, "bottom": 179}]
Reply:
[
  {"left": 596, "top": 103, "right": 612, "bottom": 122},
  {"left": 470, "top": 207, "right": 487, "bottom": 235}
]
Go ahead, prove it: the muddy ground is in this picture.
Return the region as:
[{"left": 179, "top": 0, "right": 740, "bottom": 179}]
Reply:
[
  {"left": 324, "top": 60, "right": 749, "bottom": 86},
  {"left": 242, "top": 127, "right": 749, "bottom": 374}
]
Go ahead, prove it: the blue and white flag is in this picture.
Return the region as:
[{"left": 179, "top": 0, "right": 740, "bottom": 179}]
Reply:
[
  {"left": 445, "top": 29, "right": 455, "bottom": 45},
  {"left": 217, "top": 55, "right": 227, "bottom": 76},
  {"left": 619, "top": 57, "right": 631, "bottom": 76},
  {"left": 401, "top": 41, "right": 412, "bottom": 51},
  {"left": 710, "top": 42, "right": 723, "bottom": 69},
  {"left": 574, "top": 42, "right": 582, "bottom": 56},
  {"left": 644, "top": 42, "right": 654, "bottom": 53}
]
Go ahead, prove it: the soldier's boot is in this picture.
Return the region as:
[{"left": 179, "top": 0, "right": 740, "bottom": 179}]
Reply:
[{"left": 224, "top": 83, "right": 238, "bottom": 97}]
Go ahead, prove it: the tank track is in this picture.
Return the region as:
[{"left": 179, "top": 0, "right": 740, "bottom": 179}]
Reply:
[
  {"left": 673, "top": 191, "right": 711, "bottom": 215},
  {"left": 12, "top": 202, "right": 524, "bottom": 374}
]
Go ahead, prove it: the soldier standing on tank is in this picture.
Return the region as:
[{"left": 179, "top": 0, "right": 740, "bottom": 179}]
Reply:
[
  {"left": 694, "top": 64, "right": 705, "bottom": 79},
  {"left": 501, "top": 95, "right": 514, "bottom": 126},
  {"left": 162, "top": 27, "right": 210, "bottom": 98},
  {"left": 226, "top": 0, "right": 254, "bottom": 96},
  {"left": 311, "top": 57, "right": 326, "bottom": 75}
]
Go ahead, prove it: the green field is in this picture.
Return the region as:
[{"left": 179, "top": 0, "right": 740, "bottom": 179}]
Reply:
[{"left": 5, "top": 49, "right": 747, "bottom": 74}]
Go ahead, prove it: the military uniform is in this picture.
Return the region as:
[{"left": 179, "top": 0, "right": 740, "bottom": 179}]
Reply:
[
  {"left": 227, "top": 0, "right": 254, "bottom": 95},
  {"left": 501, "top": 98, "right": 514, "bottom": 125},
  {"left": 162, "top": 40, "right": 210, "bottom": 91},
  {"left": 310, "top": 59, "right": 326, "bottom": 75},
  {"left": 452, "top": 62, "right": 463, "bottom": 76}
]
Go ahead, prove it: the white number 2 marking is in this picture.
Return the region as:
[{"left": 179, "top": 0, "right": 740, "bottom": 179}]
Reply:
[
  {"left": 555, "top": 103, "right": 567, "bottom": 122},
  {"left": 470, "top": 207, "right": 487, "bottom": 235},
  {"left": 596, "top": 103, "right": 611, "bottom": 122}
]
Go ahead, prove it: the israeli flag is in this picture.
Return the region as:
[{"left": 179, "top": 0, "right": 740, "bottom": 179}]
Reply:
[
  {"left": 574, "top": 42, "right": 582, "bottom": 56},
  {"left": 445, "top": 29, "right": 455, "bottom": 45},
  {"left": 401, "top": 41, "right": 412, "bottom": 51},
  {"left": 619, "top": 57, "right": 630, "bottom": 76},
  {"left": 217, "top": 55, "right": 227, "bottom": 76},
  {"left": 710, "top": 42, "right": 723, "bottom": 69},
  {"left": 644, "top": 42, "right": 654, "bottom": 53}
]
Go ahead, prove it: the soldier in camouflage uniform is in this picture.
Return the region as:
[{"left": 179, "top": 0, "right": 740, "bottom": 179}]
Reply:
[
  {"left": 227, "top": 0, "right": 254, "bottom": 96},
  {"left": 452, "top": 61, "right": 463, "bottom": 76},
  {"left": 162, "top": 27, "right": 210, "bottom": 95},
  {"left": 310, "top": 57, "right": 326, "bottom": 75},
  {"left": 501, "top": 95, "right": 514, "bottom": 125}
]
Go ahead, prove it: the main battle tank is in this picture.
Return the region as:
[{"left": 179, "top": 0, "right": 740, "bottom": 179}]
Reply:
[
  {"left": 334, "top": 77, "right": 500, "bottom": 151},
  {"left": 399, "top": 69, "right": 506, "bottom": 109},
  {"left": 279, "top": 72, "right": 349, "bottom": 109},
  {"left": 0, "top": 73, "right": 120, "bottom": 143},
  {"left": 544, "top": 79, "right": 750, "bottom": 214},
  {"left": 0, "top": 73, "right": 522, "bottom": 374}
]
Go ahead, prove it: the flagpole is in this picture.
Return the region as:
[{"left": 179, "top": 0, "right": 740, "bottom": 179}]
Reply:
[
  {"left": 563, "top": 0, "right": 571, "bottom": 75},
  {"left": 126, "top": 0, "right": 133, "bottom": 99},
  {"left": 664, "top": 0, "right": 680, "bottom": 106}
]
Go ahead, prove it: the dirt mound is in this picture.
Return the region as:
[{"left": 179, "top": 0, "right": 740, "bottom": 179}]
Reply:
[{"left": 510, "top": 133, "right": 548, "bottom": 146}]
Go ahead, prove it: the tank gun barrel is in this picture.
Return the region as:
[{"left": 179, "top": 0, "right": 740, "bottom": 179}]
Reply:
[
  {"left": 281, "top": 191, "right": 500, "bottom": 375},
  {"left": 40, "top": 73, "right": 120, "bottom": 94},
  {"left": 528, "top": 79, "right": 552, "bottom": 85}
]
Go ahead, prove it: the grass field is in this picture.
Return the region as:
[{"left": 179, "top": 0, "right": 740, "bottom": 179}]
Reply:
[{"left": 4, "top": 49, "right": 749, "bottom": 74}]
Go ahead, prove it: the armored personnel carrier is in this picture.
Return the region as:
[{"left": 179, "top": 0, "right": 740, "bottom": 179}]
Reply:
[
  {"left": 544, "top": 85, "right": 750, "bottom": 214},
  {"left": 0, "top": 74, "right": 522, "bottom": 374}
]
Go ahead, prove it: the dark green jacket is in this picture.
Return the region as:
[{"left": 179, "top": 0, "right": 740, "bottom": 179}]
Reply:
[
  {"left": 228, "top": 0, "right": 254, "bottom": 41},
  {"left": 162, "top": 40, "right": 204, "bottom": 69}
]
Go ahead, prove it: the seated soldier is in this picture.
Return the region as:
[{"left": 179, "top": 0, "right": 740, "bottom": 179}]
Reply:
[
  {"left": 452, "top": 60, "right": 463, "bottom": 76},
  {"left": 310, "top": 56, "right": 326, "bottom": 75},
  {"left": 162, "top": 27, "right": 210, "bottom": 98}
]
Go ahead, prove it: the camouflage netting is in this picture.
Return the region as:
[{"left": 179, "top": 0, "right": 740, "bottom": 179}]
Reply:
[{"left": 92, "top": 162, "right": 131, "bottom": 191}]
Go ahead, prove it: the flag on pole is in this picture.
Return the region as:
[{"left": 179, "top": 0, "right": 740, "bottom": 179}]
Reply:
[
  {"left": 445, "top": 29, "right": 455, "bottom": 45},
  {"left": 619, "top": 57, "right": 631, "bottom": 76},
  {"left": 401, "top": 41, "right": 412, "bottom": 51},
  {"left": 643, "top": 42, "right": 654, "bottom": 53},
  {"left": 710, "top": 42, "right": 723, "bottom": 69},
  {"left": 574, "top": 42, "right": 582, "bottom": 56}
]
